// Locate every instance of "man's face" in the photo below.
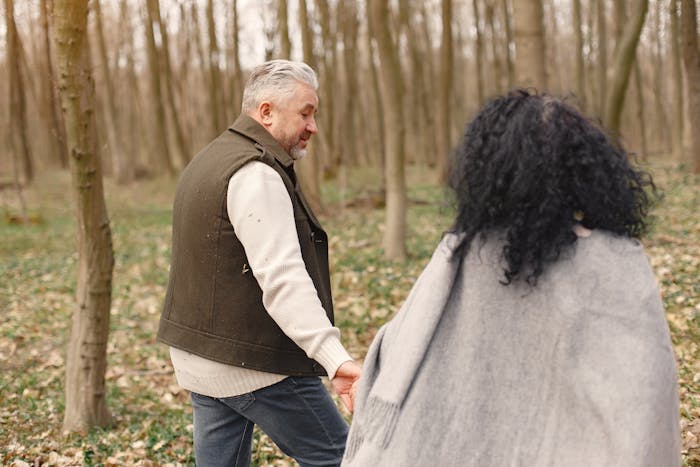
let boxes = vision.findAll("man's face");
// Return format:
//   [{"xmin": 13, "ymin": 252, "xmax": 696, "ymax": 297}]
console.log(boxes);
[{"xmin": 266, "ymin": 82, "xmax": 318, "ymax": 159}]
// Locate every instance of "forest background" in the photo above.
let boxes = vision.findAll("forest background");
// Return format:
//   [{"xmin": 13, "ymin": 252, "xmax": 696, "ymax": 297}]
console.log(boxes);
[{"xmin": 1, "ymin": 0, "xmax": 700, "ymax": 465}]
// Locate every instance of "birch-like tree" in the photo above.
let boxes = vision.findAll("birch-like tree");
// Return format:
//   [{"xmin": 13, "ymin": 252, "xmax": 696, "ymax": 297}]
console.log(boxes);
[{"xmin": 53, "ymin": 0, "xmax": 115, "ymax": 432}]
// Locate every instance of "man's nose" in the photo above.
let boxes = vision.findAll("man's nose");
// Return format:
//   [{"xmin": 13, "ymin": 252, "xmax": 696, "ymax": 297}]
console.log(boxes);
[{"xmin": 307, "ymin": 117, "xmax": 318, "ymax": 134}]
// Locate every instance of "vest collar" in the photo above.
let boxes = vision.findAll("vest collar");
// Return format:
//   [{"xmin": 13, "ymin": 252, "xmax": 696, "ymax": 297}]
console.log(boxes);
[{"xmin": 229, "ymin": 114, "xmax": 294, "ymax": 168}]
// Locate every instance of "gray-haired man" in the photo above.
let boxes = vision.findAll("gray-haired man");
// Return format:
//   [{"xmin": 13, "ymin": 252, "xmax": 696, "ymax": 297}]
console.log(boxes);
[{"xmin": 158, "ymin": 60, "xmax": 360, "ymax": 466}]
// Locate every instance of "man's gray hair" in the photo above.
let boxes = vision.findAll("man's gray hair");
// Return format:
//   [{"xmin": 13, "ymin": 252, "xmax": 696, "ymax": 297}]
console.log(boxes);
[{"xmin": 241, "ymin": 60, "xmax": 319, "ymax": 114}]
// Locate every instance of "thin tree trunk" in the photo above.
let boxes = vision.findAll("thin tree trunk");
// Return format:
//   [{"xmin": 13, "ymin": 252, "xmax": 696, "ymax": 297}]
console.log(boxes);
[
  {"xmin": 603, "ymin": 0, "xmax": 649, "ymax": 136},
  {"xmin": 370, "ymin": 0, "xmax": 407, "ymax": 260},
  {"xmin": 680, "ymin": 0, "xmax": 700, "ymax": 173},
  {"xmin": 278, "ymin": 0, "xmax": 292, "ymax": 59},
  {"xmin": 315, "ymin": 0, "xmax": 338, "ymax": 175},
  {"xmin": 119, "ymin": 0, "xmax": 139, "ymax": 181},
  {"xmin": 485, "ymin": 0, "xmax": 504, "ymax": 95},
  {"xmin": 633, "ymin": 58, "xmax": 649, "ymax": 158},
  {"xmin": 152, "ymin": 0, "xmax": 190, "ymax": 168},
  {"xmin": 502, "ymin": 0, "xmax": 515, "ymax": 88},
  {"xmin": 670, "ymin": 0, "xmax": 685, "ymax": 162},
  {"xmin": 93, "ymin": 0, "xmax": 124, "ymax": 182},
  {"xmin": 206, "ymin": 0, "xmax": 225, "ymax": 134},
  {"xmin": 144, "ymin": 0, "xmax": 175, "ymax": 175},
  {"xmin": 652, "ymin": 0, "xmax": 670, "ymax": 152},
  {"xmin": 232, "ymin": 0, "xmax": 243, "ymax": 112},
  {"xmin": 512, "ymin": 0, "xmax": 547, "ymax": 89},
  {"xmin": 339, "ymin": 0, "xmax": 359, "ymax": 167},
  {"xmin": 473, "ymin": 0, "xmax": 486, "ymax": 104},
  {"xmin": 437, "ymin": 0, "xmax": 454, "ymax": 182},
  {"xmin": 597, "ymin": 0, "xmax": 608, "ymax": 117},
  {"xmin": 366, "ymin": 0, "xmax": 386, "ymax": 167},
  {"xmin": 53, "ymin": 0, "xmax": 114, "ymax": 432},
  {"xmin": 573, "ymin": 0, "xmax": 586, "ymax": 109},
  {"xmin": 40, "ymin": 0, "xmax": 69, "ymax": 169},
  {"xmin": 5, "ymin": 0, "xmax": 34, "ymax": 185},
  {"xmin": 296, "ymin": 0, "xmax": 323, "ymax": 213}
]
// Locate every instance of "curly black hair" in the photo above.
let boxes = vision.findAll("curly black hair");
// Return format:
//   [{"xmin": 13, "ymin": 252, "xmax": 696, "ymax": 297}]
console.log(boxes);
[{"xmin": 449, "ymin": 89, "xmax": 656, "ymax": 285}]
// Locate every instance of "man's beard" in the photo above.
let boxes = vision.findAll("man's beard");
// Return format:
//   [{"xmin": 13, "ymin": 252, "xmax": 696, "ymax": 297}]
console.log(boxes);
[{"xmin": 289, "ymin": 143, "xmax": 307, "ymax": 160}]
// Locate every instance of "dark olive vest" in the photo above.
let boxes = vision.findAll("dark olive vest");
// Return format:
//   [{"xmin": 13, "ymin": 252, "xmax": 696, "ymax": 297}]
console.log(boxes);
[{"xmin": 158, "ymin": 114, "xmax": 333, "ymax": 376}]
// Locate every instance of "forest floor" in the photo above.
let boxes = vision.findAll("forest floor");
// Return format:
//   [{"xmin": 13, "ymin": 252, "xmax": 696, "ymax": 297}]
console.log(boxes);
[{"xmin": 0, "ymin": 162, "xmax": 698, "ymax": 466}]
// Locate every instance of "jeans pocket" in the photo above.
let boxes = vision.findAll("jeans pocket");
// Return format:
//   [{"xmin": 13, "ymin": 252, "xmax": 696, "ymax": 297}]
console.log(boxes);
[{"xmin": 220, "ymin": 392, "xmax": 256, "ymax": 412}]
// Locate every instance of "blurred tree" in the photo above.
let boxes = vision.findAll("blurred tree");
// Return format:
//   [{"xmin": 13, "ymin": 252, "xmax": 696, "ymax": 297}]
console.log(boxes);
[
  {"xmin": 603, "ymin": 0, "xmax": 648, "ymax": 136},
  {"xmin": 512, "ymin": 0, "xmax": 547, "ymax": 89},
  {"xmin": 5, "ymin": 0, "xmax": 34, "ymax": 185},
  {"xmin": 53, "ymin": 0, "xmax": 115, "ymax": 432},
  {"xmin": 370, "ymin": 0, "xmax": 407, "ymax": 260},
  {"xmin": 680, "ymin": 0, "xmax": 700, "ymax": 173}
]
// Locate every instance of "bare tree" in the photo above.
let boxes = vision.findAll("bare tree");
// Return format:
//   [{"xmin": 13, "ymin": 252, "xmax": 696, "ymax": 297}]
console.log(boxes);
[
  {"xmin": 370, "ymin": 0, "xmax": 407, "ymax": 260},
  {"xmin": 5, "ymin": 0, "xmax": 34, "ymax": 185},
  {"xmin": 206, "ymin": 0, "xmax": 226, "ymax": 134},
  {"xmin": 278, "ymin": 0, "xmax": 292, "ymax": 59},
  {"xmin": 296, "ymin": 0, "xmax": 323, "ymax": 213},
  {"xmin": 596, "ymin": 0, "xmax": 608, "ymax": 117},
  {"xmin": 473, "ymin": 0, "xmax": 486, "ymax": 105},
  {"xmin": 53, "ymin": 0, "xmax": 115, "ymax": 432},
  {"xmin": 144, "ymin": 0, "xmax": 175, "ymax": 175},
  {"xmin": 512, "ymin": 0, "xmax": 547, "ymax": 89},
  {"xmin": 573, "ymin": 0, "xmax": 586, "ymax": 109},
  {"xmin": 681, "ymin": 0, "xmax": 700, "ymax": 173},
  {"xmin": 603, "ymin": 0, "xmax": 649, "ymax": 136},
  {"xmin": 437, "ymin": 0, "xmax": 454, "ymax": 182},
  {"xmin": 670, "ymin": 0, "xmax": 685, "ymax": 162},
  {"xmin": 40, "ymin": 0, "xmax": 69, "ymax": 168}
]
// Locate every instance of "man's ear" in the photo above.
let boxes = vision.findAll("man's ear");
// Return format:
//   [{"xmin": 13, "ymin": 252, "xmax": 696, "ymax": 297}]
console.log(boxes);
[{"xmin": 259, "ymin": 101, "xmax": 273, "ymax": 125}]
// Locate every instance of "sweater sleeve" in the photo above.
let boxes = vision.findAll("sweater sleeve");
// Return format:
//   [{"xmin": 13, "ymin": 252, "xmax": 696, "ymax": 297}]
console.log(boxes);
[{"xmin": 227, "ymin": 161, "xmax": 352, "ymax": 378}]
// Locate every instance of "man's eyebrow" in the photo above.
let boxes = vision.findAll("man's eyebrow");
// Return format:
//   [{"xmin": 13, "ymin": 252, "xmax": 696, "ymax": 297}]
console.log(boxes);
[{"xmin": 300, "ymin": 103, "xmax": 317, "ymax": 112}]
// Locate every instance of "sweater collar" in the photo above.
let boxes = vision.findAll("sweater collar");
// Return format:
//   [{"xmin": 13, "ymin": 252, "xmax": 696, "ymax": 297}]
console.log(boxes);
[{"xmin": 229, "ymin": 114, "xmax": 294, "ymax": 167}]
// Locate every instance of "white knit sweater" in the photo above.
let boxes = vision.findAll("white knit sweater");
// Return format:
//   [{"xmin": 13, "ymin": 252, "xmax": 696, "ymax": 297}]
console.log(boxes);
[{"xmin": 170, "ymin": 161, "xmax": 352, "ymax": 397}]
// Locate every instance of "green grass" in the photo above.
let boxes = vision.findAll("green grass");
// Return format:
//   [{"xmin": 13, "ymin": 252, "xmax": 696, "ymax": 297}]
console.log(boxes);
[{"xmin": 0, "ymin": 163, "xmax": 698, "ymax": 465}]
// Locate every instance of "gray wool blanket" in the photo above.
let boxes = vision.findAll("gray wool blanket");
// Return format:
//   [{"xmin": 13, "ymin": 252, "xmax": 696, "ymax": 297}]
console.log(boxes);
[{"xmin": 342, "ymin": 231, "xmax": 680, "ymax": 467}]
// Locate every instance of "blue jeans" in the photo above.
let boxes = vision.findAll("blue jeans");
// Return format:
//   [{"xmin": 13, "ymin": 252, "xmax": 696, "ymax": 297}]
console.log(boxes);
[{"xmin": 190, "ymin": 377, "xmax": 348, "ymax": 466}]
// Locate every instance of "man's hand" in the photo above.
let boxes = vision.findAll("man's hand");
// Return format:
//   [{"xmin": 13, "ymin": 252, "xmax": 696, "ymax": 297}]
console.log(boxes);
[{"xmin": 331, "ymin": 361, "xmax": 361, "ymax": 412}]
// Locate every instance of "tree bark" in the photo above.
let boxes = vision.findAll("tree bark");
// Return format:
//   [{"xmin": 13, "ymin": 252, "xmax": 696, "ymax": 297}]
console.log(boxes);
[
  {"xmin": 473, "ymin": 0, "xmax": 486, "ymax": 105},
  {"xmin": 5, "ymin": 0, "xmax": 34, "ymax": 185},
  {"xmin": 597, "ymin": 0, "xmax": 608, "ymax": 118},
  {"xmin": 437, "ymin": 0, "xmax": 454, "ymax": 182},
  {"xmin": 144, "ymin": 0, "xmax": 175, "ymax": 175},
  {"xmin": 670, "ymin": 0, "xmax": 685, "ymax": 162},
  {"xmin": 39, "ymin": 0, "xmax": 69, "ymax": 169},
  {"xmin": 206, "ymin": 0, "xmax": 226, "ymax": 134},
  {"xmin": 512, "ymin": 0, "xmax": 547, "ymax": 89},
  {"xmin": 93, "ymin": 0, "xmax": 124, "ymax": 181},
  {"xmin": 502, "ymin": 0, "xmax": 515, "ymax": 88},
  {"xmin": 278, "ymin": 0, "xmax": 292, "ymax": 59},
  {"xmin": 53, "ymin": 0, "xmax": 115, "ymax": 432},
  {"xmin": 573, "ymin": 0, "xmax": 586, "ymax": 109},
  {"xmin": 680, "ymin": 0, "xmax": 700, "ymax": 173},
  {"xmin": 603, "ymin": 0, "xmax": 649, "ymax": 136},
  {"xmin": 370, "ymin": 0, "xmax": 407, "ymax": 260},
  {"xmin": 296, "ymin": 0, "xmax": 323, "ymax": 214}
]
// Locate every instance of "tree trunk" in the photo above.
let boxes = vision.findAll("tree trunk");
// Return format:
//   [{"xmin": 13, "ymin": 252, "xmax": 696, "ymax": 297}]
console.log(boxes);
[
  {"xmin": 366, "ymin": 0, "xmax": 387, "ymax": 167},
  {"xmin": 652, "ymin": 0, "xmax": 670, "ymax": 152},
  {"xmin": 206, "ymin": 0, "xmax": 225, "ymax": 134},
  {"xmin": 485, "ymin": 0, "xmax": 505, "ymax": 95},
  {"xmin": 597, "ymin": 0, "xmax": 608, "ymax": 118},
  {"xmin": 573, "ymin": 0, "xmax": 586, "ymax": 109},
  {"xmin": 40, "ymin": 0, "xmax": 69, "ymax": 169},
  {"xmin": 502, "ymin": 0, "xmax": 515, "ymax": 88},
  {"xmin": 5, "ymin": 0, "xmax": 34, "ymax": 185},
  {"xmin": 633, "ymin": 58, "xmax": 649, "ymax": 158},
  {"xmin": 53, "ymin": 0, "xmax": 114, "ymax": 432},
  {"xmin": 231, "ymin": 0, "xmax": 243, "ymax": 112},
  {"xmin": 144, "ymin": 0, "xmax": 175, "ymax": 175},
  {"xmin": 152, "ymin": 0, "xmax": 190, "ymax": 168},
  {"xmin": 603, "ymin": 0, "xmax": 648, "ymax": 136},
  {"xmin": 473, "ymin": 0, "xmax": 486, "ymax": 105},
  {"xmin": 681, "ymin": 0, "xmax": 700, "ymax": 173},
  {"xmin": 370, "ymin": 0, "xmax": 407, "ymax": 260},
  {"xmin": 93, "ymin": 0, "xmax": 124, "ymax": 182},
  {"xmin": 512, "ymin": 0, "xmax": 547, "ymax": 89},
  {"xmin": 437, "ymin": 0, "xmax": 454, "ymax": 182},
  {"xmin": 315, "ymin": 0, "xmax": 339, "ymax": 175},
  {"xmin": 670, "ymin": 0, "xmax": 685, "ymax": 162},
  {"xmin": 339, "ymin": 0, "xmax": 360, "ymax": 167},
  {"xmin": 296, "ymin": 0, "xmax": 323, "ymax": 214},
  {"xmin": 278, "ymin": 0, "xmax": 292, "ymax": 59}
]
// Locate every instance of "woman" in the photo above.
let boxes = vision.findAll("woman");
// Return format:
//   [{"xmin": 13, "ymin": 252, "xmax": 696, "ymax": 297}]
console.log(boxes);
[{"xmin": 342, "ymin": 90, "xmax": 680, "ymax": 466}]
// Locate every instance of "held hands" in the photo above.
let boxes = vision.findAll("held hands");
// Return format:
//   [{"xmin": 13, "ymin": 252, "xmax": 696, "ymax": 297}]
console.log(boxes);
[{"xmin": 331, "ymin": 361, "xmax": 362, "ymax": 413}]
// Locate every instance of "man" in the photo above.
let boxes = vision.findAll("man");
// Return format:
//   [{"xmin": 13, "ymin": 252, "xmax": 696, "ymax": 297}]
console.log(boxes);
[{"xmin": 158, "ymin": 60, "xmax": 361, "ymax": 467}]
